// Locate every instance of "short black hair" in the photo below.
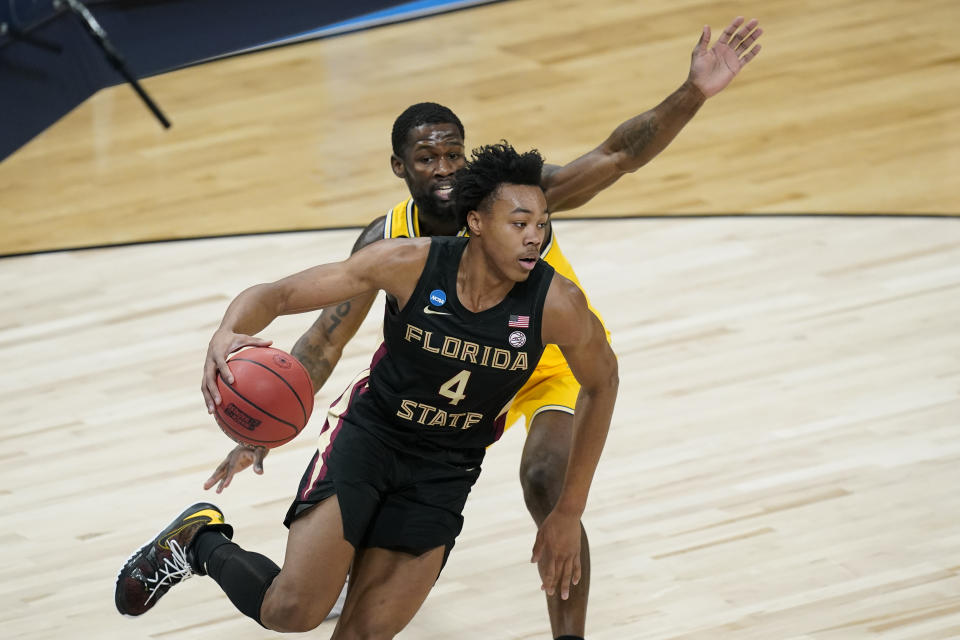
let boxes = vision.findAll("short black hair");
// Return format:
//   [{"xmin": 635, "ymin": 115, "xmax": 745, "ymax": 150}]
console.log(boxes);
[
  {"xmin": 454, "ymin": 141, "xmax": 545, "ymax": 228},
  {"xmin": 391, "ymin": 102, "xmax": 465, "ymax": 156}
]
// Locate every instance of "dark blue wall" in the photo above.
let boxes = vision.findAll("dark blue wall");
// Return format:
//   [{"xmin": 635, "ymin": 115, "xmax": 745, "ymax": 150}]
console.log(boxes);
[{"xmin": 0, "ymin": 0, "xmax": 421, "ymax": 161}]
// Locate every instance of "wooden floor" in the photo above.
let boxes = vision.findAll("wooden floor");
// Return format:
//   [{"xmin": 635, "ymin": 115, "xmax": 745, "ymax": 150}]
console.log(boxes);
[
  {"xmin": 2, "ymin": 216, "xmax": 960, "ymax": 639},
  {"xmin": 1, "ymin": 0, "xmax": 959, "ymax": 255},
  {"xmin": 2, "ymin": 0, "xmax": 960, "ymax": 638}
]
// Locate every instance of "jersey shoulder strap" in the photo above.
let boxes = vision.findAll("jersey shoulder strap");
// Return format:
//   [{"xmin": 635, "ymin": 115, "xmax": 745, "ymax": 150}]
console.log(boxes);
[{"xmin": 383, "ymin": 198, "xmax": 421, "ymax": 239}]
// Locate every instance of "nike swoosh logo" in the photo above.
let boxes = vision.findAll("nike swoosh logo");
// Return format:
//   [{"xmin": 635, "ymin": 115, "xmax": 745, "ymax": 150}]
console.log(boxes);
[
  {"xmin": 159, "ymin": 508, "xmax": 225, "ymax": 549},
  {"xmin": 186, "ymin": 508, "xmax": 225, "ymax": 525},
  {"xmin": 423, "ymin": 306, "xmax": 452, "ymax": 316}
]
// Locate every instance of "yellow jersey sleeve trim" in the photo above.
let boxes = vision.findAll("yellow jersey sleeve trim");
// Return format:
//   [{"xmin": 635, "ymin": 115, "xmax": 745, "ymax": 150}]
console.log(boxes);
[{"xmin": 385, "ymin": 198, "xmax": 416, "ymax": 239}]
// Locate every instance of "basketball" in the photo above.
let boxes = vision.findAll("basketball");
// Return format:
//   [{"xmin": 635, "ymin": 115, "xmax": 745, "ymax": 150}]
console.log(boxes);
[{"xmin": 214, "ymin": 346, "xmax": 314, "ymax": 448}]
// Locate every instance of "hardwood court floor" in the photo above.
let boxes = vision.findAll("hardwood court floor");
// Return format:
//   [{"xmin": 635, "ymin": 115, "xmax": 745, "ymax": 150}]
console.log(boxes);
[
  {"xmin": 2, "ymin": 216, "xmax": 959, "ymax": 639},
  {"xmin": 2, "ymin": 0, "xmax": 959, "ymax": 255}
]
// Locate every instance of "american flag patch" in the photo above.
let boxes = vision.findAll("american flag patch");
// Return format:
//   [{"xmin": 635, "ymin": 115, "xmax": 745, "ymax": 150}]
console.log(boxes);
[{"xmin": 508, "ymin": 314, "xmax": 530, "ymax": 328}]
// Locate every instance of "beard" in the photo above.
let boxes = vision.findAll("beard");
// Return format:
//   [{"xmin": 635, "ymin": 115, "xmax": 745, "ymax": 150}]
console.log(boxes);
[{"xmin": 412, "ymin": 187, "xmax": 458, "ymax": 226}]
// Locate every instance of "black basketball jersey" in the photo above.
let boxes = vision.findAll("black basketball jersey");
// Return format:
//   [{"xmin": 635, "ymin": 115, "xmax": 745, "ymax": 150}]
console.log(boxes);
[{"xmin": 346, "ymin": 236, "xmax": 555, "ymax": 454}]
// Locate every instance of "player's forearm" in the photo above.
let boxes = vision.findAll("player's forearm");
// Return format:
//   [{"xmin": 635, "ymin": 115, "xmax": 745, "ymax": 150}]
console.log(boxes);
[
  {"xmin": 543, "ymin": 82, "xmax": 708, "ymax": 212},
  {"xmin": 606, "ymin": 80, "xmax": 706, "ymax": 173},
  {"xmin": 218, "ymin": 283, "xmax": 286, "ymax": 337},
  {"xmin": 554, "ymin": 377, "xmax": 618, "ymax": 516}
]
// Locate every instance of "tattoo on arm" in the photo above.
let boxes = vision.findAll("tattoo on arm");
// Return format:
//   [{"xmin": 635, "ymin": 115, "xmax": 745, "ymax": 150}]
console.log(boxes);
[
  {"xmin": 326, "ymin": 301, "xmax": 352, "ymax": 334},
  {"xmin": 619, "ymin": 115, "xmax": 660, "ymax": 160},
  {"xmin": 292, "ymin": 217, "xmax": 384, "ymax": 392},
  {"xmin": 297, "ymin": 349, "xmax": 333, "ymax": 392}
]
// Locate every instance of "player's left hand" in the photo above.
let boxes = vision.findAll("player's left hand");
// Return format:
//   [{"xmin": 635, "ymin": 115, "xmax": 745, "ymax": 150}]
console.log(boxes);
[
  {"xmin": 688, "ymin": 16, "xmax": 763, "ymax": 98},
  {"xmin": 531, "ymin": 508, "xmax": 582, "ymax": 600},
  {"xmin": 203, "ymin": 443, "xmax": 269, "ymax": 493}
]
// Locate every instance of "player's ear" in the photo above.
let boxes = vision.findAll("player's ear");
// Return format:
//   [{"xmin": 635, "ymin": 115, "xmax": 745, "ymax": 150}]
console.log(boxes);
[
  {"xmin": 390, "ymin": 153, "xmax": 405, "ymax": 179},
  {"xmin": 466, "ymin": 210, "xmax": 482, "ymax": 236}
]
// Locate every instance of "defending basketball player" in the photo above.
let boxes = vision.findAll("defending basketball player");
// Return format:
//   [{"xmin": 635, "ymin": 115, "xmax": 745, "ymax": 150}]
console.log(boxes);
[
  {"xmin": 115, "ymin": 144, "xmax": 618, "ymax": 637},
  {"xmin": 203, "ymin": 15, "xmax": 763, "ymax": 639}
]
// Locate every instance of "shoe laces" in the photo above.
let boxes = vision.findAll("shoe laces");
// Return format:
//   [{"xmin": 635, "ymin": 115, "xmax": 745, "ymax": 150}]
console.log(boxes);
[{"xmin": 144, "ymin": 539, "xmax": 194, "ymax": 604}]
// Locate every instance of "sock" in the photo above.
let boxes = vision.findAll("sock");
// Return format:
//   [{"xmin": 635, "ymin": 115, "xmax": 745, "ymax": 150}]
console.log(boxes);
[
  {"xmin": 555, "ymin": 636, "xmax": 585, "ymax": 640},
  {"xmin": 192, "ymin": 530, "xmax": 233, "ymax": 574},
  {"xmin": 194, "ymin": 531, "xmax": 281, "ymax": 627}
]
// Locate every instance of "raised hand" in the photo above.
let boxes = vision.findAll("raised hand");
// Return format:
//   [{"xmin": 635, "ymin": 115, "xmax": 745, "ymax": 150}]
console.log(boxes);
[
  {"xmin": 689, "ymin": 16, "xmax": 763, "ymax": 99},
  {"xmin": 203, "ymin": 443, "xmax": 269, "ymax": 493}
]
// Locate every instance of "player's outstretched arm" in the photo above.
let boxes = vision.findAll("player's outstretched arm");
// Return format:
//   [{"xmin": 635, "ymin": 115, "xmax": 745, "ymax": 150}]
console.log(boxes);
[
  {"xmin": 541, "ymin": 16, "xmax": 763, "ymax": 212},
  {"xmin": 205, "ymin": 219, "xmax": 389, "ymax": 492},
  {"xmin": 291, "ymin": 217, "xmax": 387, "ymax": 392},
  {"xmin": 200, "ymin": 237, "xmax": 428, "ymax": 414},
  {"xmin": 531, "ymin": 275, "xmax": 619, "ymax": 600}
]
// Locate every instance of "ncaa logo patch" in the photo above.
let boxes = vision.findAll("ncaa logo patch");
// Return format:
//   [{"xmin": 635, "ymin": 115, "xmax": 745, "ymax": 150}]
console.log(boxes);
[
  {"xmin": 508, "ymin": 331, "xmax": 527, "ymax": 348},
  {"xmin": 429, "ymin": 289, "xmax": 447, "ymax": 306}
]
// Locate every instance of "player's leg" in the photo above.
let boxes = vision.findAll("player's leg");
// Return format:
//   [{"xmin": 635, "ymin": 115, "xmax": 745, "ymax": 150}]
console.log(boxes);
[
  {"xmin": 520, "ymin": 408, "xmax": 590, "ymax": 640},
  {"xmin": 324, "ymin": 443, "xmax": 479, "ymax": 638},
  {"xmin": 330, "ymin": 545, "xmax": 446, "ymax": 639},
  {"xmin": 114, "ymin": 497, "xmax": 353, "ymax": 630},
  {"xmin": 257, "ymin": 495, "xmax": 355, "ymax": 631}
]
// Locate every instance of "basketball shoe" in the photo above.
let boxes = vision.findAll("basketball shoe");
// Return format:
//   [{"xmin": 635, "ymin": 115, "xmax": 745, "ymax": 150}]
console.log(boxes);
[{"xmin": 115, "ymin": 502, "xmax": 233, "ymax": 616}]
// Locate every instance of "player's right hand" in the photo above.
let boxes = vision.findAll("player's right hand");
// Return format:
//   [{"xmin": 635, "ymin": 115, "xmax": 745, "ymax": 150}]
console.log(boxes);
[
  {"xmin": 202, "ymin": 329, "xmax": 272, "ymax": 413},
  {"xmin": 203, "ymin": 444, "xmax": 268, "ymax": 493}
]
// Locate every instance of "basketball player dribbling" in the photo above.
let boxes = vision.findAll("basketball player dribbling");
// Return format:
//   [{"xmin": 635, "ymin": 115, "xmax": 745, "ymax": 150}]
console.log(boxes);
[
  {"xmin": 203, "ymin": 16, "xmax": 763, "ymax": 640},
  {"xmin": 115, "ymin": 143, "xmax": 619, "ymax": 638}
]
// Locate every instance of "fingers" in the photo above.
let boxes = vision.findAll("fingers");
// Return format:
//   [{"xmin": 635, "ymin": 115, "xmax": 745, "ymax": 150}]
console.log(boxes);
[
  {"xmin": 558, "ymin": 557, "xmax": 573, "ymax": 600},
  {"xmin": 203, "ymin": 333, "xmax": 270, "ymax": 412},
  {"xmin": 216, "ymin": 354, "xmax": 234, "ymax": 386},
  {"xmin": 201, "ymin": 359, "xmax": 220, "ymax": 413},
  {"xmin": 212, "ymin": 456, "xmax": 240, "ymax": 493},
  {"xmin": 540, "ymin": 557, "xmax": 556, "ymax": 596},
  {"xmin": 694, "ymin": 24, "xmax": 710, "ymax": 53},
  {"xmin": 254, "ymin": 446, "xmax": 268, "ymax": 473},
  {"xmin": 741, "ymin": 43, "xmax": 762, "ymax": 66},
  {"xmin": 735, "ymin": 25, "xmax": 763, "ymax": 55},
  {"xmin": 217, "ymin": 471, "xmax": 233, "ymax": 493},
  {"xmin": 719, "ymin": 15, "xmax": 744, "ymax": 44},
  {"xmin": 726, "ymin": 17, "xmax": 760, "ymax": 51},
  {"xmin": 204, "ymin": 446, "xmax": 265, "ymax": 493},
  {"xmin": 203, "ymin": 465, "xmax": 225, "ymax": 491},
  {"xmin": 540, "ymin": 555, "xmax": 579, "ymax": 598}
]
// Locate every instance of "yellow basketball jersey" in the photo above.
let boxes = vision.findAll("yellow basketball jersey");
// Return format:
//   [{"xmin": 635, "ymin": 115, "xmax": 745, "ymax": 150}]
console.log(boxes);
[{"xmin": 382, "ymin": 198, "xmax": 609, "ymax": 370}]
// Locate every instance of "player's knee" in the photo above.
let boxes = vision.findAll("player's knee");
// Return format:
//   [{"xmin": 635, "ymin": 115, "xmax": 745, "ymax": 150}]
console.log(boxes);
[
  {"xmin": 519, "ymin": 448, "xmax": 566, "ymax": 508},
  {"xmin": 520, "ymin": 411, "xmax": 574, "ymax": 509},
  {"xmin": 261, "ymin": 585, "xmax": 330, "ymax": 632}
]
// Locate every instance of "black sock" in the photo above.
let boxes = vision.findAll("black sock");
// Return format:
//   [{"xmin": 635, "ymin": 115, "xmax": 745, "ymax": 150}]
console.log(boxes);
[
  {"xmin": 555, "ymin": 636, "xmax": 585, "ymax": 640},
  {"xmin": 192, "ymin": 529, "xmax": 233, "ymax": 574},
  {"xmin": 194, "ymin": 531, "xmax": 281, "ymax": 627}
]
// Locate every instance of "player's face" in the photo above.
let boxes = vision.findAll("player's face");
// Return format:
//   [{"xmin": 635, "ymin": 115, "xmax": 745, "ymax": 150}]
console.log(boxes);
[
  {"xmin": 469, "ymin": 184, "xmax": 548, "ymax": 281},
  {"xmin": 391, "ymin": 123, "xmax": 466, "ymax": 220}
]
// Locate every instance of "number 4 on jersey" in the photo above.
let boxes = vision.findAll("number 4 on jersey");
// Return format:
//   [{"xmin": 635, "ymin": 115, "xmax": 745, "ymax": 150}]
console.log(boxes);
[{"xmin": 438, "ymin": 370, "xmax": 471, "ymax": 406}]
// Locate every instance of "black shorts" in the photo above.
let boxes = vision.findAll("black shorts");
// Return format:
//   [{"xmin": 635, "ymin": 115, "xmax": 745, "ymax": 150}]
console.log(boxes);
[{"xmin": 284, "ymin": 417, "xmax": 483, "ymax": 558}]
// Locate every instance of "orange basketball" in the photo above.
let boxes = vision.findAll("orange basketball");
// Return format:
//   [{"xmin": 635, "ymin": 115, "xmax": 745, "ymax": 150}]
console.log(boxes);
[{"xmin": 214, "ymin": 347, "xmax": 314, "ymax": 448}]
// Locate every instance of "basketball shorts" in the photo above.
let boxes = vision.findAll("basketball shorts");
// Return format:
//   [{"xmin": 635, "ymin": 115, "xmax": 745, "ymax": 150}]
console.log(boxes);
[
  {"xmin": 505, "ymin": 358, "xmax": 579, "ymax": 432},
  {"xmin": 284, "ymin": 417, "xmax": 482, "ymax": 560}
]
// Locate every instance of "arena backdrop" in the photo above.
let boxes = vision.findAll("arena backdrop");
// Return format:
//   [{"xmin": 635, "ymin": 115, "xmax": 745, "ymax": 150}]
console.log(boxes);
[{"xmin": 1, "ymin": 0, "xmax": 957, "ymax": 256}]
